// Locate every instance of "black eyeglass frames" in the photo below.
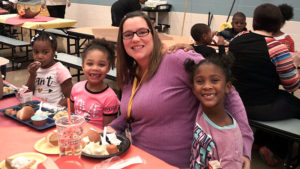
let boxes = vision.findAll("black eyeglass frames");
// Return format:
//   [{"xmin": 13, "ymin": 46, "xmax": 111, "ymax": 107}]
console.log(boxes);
[{"xmin": 122, "ymin": 28, "xmax": 151, "ymax": 40}]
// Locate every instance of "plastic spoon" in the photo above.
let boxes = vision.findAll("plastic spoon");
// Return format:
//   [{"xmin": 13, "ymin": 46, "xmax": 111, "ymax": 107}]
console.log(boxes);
[
  {"xmin": 35, "ymin": 101, "xmax": 43, "ymax": 115},
  {"xmin": 102, "ymin": 126, "xmax": 108, "ymax": 145}
]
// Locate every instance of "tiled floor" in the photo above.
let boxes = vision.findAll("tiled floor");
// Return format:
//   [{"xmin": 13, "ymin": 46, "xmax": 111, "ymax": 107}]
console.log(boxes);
[{"xmin": 2, "ymin": 48, "xmax": 300, "ymax": 169}]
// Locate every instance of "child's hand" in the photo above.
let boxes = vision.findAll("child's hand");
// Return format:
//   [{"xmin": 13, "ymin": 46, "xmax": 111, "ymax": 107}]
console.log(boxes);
[
  {"xmin": 217, "ymin": 36, "xmax": 225, "ymax": 45},
  {"xmin": 27, "ymin": 61, "xmax": 41, "ymax": 76},
  {"xmin": 212, "ymin": 31, "xmax": 218, "ymax": 36}
]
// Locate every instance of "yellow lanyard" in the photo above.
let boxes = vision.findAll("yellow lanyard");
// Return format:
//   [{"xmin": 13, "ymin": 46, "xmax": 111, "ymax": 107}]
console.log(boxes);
[{"xmin": 127, "ymin": 68, "xmax": 148, "ymax": 121}]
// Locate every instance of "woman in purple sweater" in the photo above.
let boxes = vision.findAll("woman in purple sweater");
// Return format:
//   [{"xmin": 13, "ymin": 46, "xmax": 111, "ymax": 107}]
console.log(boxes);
[{"xmin": 109, "ymin": 11, "xmax": 253, "ymax": 168}]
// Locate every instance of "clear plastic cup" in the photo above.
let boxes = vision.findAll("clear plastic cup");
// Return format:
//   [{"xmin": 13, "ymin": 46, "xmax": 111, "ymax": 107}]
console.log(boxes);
[{"xmin": 55, "ymin": 115, "xmax": 85, "ymax": 157}]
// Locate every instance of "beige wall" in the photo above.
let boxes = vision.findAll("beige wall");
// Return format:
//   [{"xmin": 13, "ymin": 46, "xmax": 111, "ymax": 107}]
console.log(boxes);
[{"xmin": 65, "ymin": 3, "xmax": 300, "ymax": 50}]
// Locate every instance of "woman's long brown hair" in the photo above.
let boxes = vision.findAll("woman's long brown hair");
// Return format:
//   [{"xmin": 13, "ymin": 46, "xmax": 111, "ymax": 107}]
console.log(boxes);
[{"xmin": 116, "ymin": 11, "xmax": 163, "ymax": 90}]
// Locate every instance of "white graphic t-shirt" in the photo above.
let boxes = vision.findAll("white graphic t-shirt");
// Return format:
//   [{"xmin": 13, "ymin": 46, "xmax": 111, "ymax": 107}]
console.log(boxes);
[{"xmin": 34, "ymin": 62, "xmax": 71, "ymax": 105}]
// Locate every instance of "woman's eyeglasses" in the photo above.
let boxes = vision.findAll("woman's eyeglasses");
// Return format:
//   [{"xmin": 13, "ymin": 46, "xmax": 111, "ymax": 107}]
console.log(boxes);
[{"xmin": 122, "ymin": 28, "xmax": 151, "ymax": 40}]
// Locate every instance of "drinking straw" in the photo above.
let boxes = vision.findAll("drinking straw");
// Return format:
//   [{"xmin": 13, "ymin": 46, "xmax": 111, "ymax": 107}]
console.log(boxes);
[
  {"xmin": 67, "ymin": 98, "xmax": 75, "ymax": 156},
  {"xmin": 67, "ymin": 98, "xmax": 71, "ymax": 122}
]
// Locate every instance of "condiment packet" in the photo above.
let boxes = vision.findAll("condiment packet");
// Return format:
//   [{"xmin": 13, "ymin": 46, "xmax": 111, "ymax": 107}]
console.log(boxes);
[
  {"xmin": 16, "ymin": 86, "xmax": 33, "ymax": 103},
  {"xmin": 209, "ymin": 160, "xmax": 222, "ymax": 169},
  {"xmin": 93, "ymin": 156, "xmax": 144, "ymax": 169},
  {"xmin": 107, "ymin": 133, "xmax": 121, "ymax": 145}
]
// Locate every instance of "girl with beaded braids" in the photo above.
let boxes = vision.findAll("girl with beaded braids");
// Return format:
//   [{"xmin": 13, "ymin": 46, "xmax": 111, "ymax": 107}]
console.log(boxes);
[
  {"xmin": 70, "ymin": 38, "xmax": 120, "ymax": 128},
  {"xmin": 26, "ymin": 31, "xmax": 73, "ymax": 107},
  {"xmin": 186, "ymin": 53, "xmax": 243, "ymax": 169}
]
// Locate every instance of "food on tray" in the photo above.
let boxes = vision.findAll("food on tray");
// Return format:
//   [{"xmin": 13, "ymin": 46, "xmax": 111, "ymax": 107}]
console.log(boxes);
[
  {"xmin": 208, "ymin": 160, "xmax": 222, "ymax": 169},
  {"xmin": 83, "ymin": 129, "xmax": 101, "ymax": 143},
  {"xmin": 53, "ymin": 110, "xmax": 68, "ymax": 120},
  {"xmin": 5, "ymin": 109, "xmax": 17, "ymax": 115},
  {"xmin": 3, "ymin": 86, "xmax": 15, "ymax": 94},
  {"xmin": 46, "ymin": 132, "xmax": 58, "ymax": 147},
  {"xmin": 106, "ymin": 144, "xmax": 119, "ymax": 154},
  {"xmin": 35, "ymin": 110, "xmax": 50, "ymax": 116},
  {"xmin": 82, "ymin": 132, "xmax": 121, "ymax": 156},
  {"xmin": 83, "ymin": 142, "xmax": 109, "ymax": 155},
  {"xmin": 19, "ymin": 103, "xmax": 37, "ymax": 109},
  {"xmin": 16, "ymin": 106, "xmax": 35, "ymax": 121},
  {"xmin": 5, "ymin": 156, "xmax": 36, "ymax": 169},
  {"xmin": 33, "ymin": 61, "xmax": 41, "ymax": 67},
  {"xmin": 107, "ymin": 133, "xmax": 122, "ymax": 145},
  {"xmin": 31, "ymin": 114, "xmax": 48, "ymax": 127}
]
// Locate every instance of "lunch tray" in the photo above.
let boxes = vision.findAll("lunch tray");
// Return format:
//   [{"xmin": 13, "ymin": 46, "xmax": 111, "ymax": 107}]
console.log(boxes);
[
  {"xmin": 0, "ymin": 100, "xmax": 56, "ymax": 131},
  {"xmin": 2, "ymin": 83, "xmax": 18, "ymax": 98}
]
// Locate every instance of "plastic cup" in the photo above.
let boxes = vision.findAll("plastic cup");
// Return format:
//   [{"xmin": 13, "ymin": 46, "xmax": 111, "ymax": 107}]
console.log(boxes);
[{"xmin": 55, "ymin": 115, "xmax": 85, "ymax": 157}]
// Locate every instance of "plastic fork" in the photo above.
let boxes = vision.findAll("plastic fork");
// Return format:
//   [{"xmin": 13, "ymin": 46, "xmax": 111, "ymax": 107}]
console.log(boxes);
[{"xmin": 102, "ymin": 126, "xmax": 108, "ymax": 145}]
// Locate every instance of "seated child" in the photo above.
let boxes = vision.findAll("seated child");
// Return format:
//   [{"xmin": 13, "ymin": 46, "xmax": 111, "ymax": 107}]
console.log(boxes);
[
  {"xmin": 26, "ymin": 31, "xmax": 73, "ymax": 107},
  {"xmin": 70, "ymin": 39, "xmax": 120, "ymax": 128},
  {"xmin": 273, "ymin": 4, "xmax": 294, "ymax": 52},
  {"xmin": 190, "ymin": 23, "xmax": 225, "ymax": 58},
  {"xmin": 185, "ymin": 53, "xmax": 243, "ymax": 169},
  {"xmin": 218, "ymin": 12, "xmax": 247, "ymax": 41},
  {"xmin": 0, "ymin": 70, "xmax": 2, "ymax": 99},
  {"xmin": 0, "ymin": 56, "xmax": 8, "ymax": 99}
]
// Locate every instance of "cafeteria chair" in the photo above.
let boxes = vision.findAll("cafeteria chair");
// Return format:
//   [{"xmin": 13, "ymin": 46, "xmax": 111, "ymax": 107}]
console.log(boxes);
[
  {"xmin": 0, "ymin": 35, "xmax": 30, "ymax": 70},
  {"xmin": 249, "ymin": 118, "xmax": 300, "ymax": 169}
]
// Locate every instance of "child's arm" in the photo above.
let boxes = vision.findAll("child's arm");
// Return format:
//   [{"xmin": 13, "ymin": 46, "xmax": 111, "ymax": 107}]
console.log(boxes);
[
  {"xmin": 224, "ymin": 87, "xmax": 254, "ymax": 160},
  {"xmin": 103, "ymin": 114, "xmax": 118, "ymax": 127},
  {"xmin": 26, "ymin": 61, "xmax": 41, "ymax": 92},
  {"xmin": 58, "ymin": 78, "xmax": 73, "ymax": 107},
  {"xmin": 70, "ymin": 99, "xmax": 74, "ymax": 113},
  {"xmin": 217, "ymin": 36, "xmax": 225, "ymax": 55},
  {"xmin": 103, "ymin": 91, "xmax": 120, "ymax": 128},
  {"xmin": 0, "ymin": 71, "xmax": 3, "ymax": 99}
]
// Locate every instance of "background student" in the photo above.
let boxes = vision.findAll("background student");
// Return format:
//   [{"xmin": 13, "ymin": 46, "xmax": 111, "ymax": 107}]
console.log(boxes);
[
  {"xmin": 273, "ymin": 3, "xmax": 295, "ymax": 52},
  {"xmin": 190, "ymin": 23, "xmax": 225, "ymax": 58},
  {"xmin": 111, "ymin": 0, "xmax": 147, "ymax": 27},
  {"xmin": 218, "ymin": 12, "xmax": 247, "ymax": 42},
  {"xmin": 41, "ymin": 0, "xmax": 71, "ymax": 18}
]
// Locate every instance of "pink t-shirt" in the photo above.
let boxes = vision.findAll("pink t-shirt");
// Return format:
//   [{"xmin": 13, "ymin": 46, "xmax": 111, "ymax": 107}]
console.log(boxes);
[
  {"xmin": 71, "ymin": 80, "xmax": 120, "ymax": 128},
  {"xmin": 34, "ymin": 62, "xmax": 71, "ymax": 105}
]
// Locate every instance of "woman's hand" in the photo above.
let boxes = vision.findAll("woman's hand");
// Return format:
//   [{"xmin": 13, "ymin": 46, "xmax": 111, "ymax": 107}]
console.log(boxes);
[
  {"xmin": 242, "ymin": 156, "xmax": 250, "ymax": 169},
  {"xmin": 106, "ymin": 126, "xmax": 117, "ymax": 133},
  {"xmin": 167, "ymin": 43, "xmax": 193, "ymax": 53},
  {"xmin": 27, "ymin": 61, "xmax": 41, "ymax": 77}
]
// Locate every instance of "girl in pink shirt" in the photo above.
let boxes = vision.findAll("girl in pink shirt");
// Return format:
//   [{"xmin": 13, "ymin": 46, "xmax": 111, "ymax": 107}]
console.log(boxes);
[
  {"xmin": 70, "ymin": 39, "xmax": 120, "ymax": 128},
  {"xmin": 185, "ymin": 53, "xmax": 243, "ymax": 169}
]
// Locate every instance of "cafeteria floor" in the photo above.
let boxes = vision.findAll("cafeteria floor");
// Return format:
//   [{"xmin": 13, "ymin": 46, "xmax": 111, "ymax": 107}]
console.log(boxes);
[{"xmin": 2, "ymin": 49, "xmax": 300, "ymax": 169}]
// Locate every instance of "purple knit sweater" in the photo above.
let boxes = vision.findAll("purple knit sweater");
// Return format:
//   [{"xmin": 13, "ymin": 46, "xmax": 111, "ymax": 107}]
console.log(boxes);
[{"xmin": 110, "ymin": 50, "xmax": 253, "ymax": 168}]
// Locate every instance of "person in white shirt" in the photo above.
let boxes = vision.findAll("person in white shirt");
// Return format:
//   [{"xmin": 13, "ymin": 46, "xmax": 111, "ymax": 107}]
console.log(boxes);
[{"xmin": 41, "ymin": 0, "xmax": 71, "ymax": 18}]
